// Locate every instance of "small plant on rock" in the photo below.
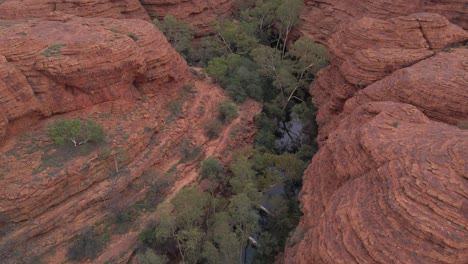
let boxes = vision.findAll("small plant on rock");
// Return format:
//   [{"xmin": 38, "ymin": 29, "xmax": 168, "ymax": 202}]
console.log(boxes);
[
  {"xmin": 203, "ymin": 120, "xmax": 223, "ymax": 139},
  {"xmin": 48, "ymin": 119, "xmax": 105, "ymax": 147},
  {"xmin": 41, "ymin": 43, "xmax": 66, "ymax": 57}
]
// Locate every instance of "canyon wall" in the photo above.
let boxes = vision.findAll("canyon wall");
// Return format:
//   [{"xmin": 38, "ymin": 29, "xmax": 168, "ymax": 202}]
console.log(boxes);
[
  {"xmin": 301, "ymin": 0, "xmax": 468, "ymax": 44},
  {"xmin": 0, "ymin": 4, "xmax": 258, "ymax": 263},
  {"xmin": 0, "ymin": 0, "xmax": 151, "ymax": 20},
  {"xmin": 284, "ymin": 1, "xmax": 468, "ymax": 264},
  {"xmin": 139, "ymin": 0, "xmax": 235, "ymax": 35},
  {"xmin": 0, "ymin": 0, "xmax": 236, "ymax": 34},
  {"xmin": 0, "ymin": 13, "xmax": 186, "ymax": 143}
]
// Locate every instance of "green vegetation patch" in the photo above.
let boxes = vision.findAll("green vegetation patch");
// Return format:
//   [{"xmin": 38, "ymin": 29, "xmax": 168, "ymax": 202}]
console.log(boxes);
[{"xmin": 41, "ymin": 43, "xmax": 66, "ymax": 57}]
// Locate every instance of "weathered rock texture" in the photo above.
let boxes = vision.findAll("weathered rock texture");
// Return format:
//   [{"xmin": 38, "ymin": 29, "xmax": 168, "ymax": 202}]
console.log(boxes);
[
  {"xmin": 0, "ymin": 0, "xmax": 150, "ymax": 20},
  {"xmin": 0, "ymin": 13, "xmax": 187, "ymax": 142},
  {"xmin": 139, "ymin": 0, "xmax": 235, "ymax": 35},
  {"xmin": 301, "ymin": 0, "xmax": 468, "ymax": 44},
  {"xmin": 283, "ymin": 4, "xmax": 468, "ymax": 264},
  {"xmin": 288, "ymin": 101, "xmax": 468, "ymax": 263},
  {"xmin": 312, "ymin": 13, "xmax": 467, "ymax": 143},
  {"xmin": 0, "ymin": 10, "xmax": 261, "ymax": 263}
]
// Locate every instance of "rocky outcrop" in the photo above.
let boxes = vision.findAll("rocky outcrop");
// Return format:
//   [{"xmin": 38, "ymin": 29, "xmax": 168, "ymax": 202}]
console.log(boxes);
[
  {"xmin": 0, "ymin": 78, "xmax": 260, "ymax": 263},
  {"xmin": 300, "ymin": 0, "xmax": 468, "ymax": 44},
  {"xmin": 283, "ymin": 5, "xmax": 468, "ymax": 264},
  {"xmin": 287, "ymin": 101, "xmax": 467, "ymax": 263},
  {"xmin": 0, "ymin": 13, "xmax": 187, "ymax": 142},
  {"xmin": 0, "ymin": 12, "xmax": 260, "ymax": 264},
  {"xmin": 139, "ymin": 0, "xmax": 235, "ymax": 35},
  {"xmin": 311, "ymin": 13, "xmax": 467, "ymax": 143},
  {"xmin": 0, "ymin": 0, "xmax": 150, "ymax": 20}
]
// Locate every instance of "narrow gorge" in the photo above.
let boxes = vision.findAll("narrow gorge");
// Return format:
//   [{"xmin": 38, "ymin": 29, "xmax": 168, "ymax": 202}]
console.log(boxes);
[{"xmin": 0, "ymin": 1, "xmax": 466, "ymax": 264}]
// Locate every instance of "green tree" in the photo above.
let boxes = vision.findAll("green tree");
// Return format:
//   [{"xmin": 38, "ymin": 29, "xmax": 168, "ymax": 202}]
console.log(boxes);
[
  {"xmin": 228, "ymin": 193, "xmax": 260, "ymax": 262},
  {"xmin": 154, "ymin": 15, "xmax": 193, "ymax": 57},
  {"xmin": 203, "ymin": 212, "xmax": 241, "ymax": 264},
  {"xmin": 201, "ymin": 157, "xmax": 223, "ymax": 181},
  {"xmin": 171, "ymin": 187, "xmax": 208, "ymax": 228},
  {"xmin": 215, "ymin": 20, "xmax": 258, "ymax": 55},
  {"xmin": 137, "ymin": 248, "xmax": 169, "ymax": 264},
  {"xmin": 207, "ymin": 54, "xmax": 264, "ymax": 102},
  {"xmin": 218, "ymin": 102, "xmax": 239, "ymax": 124},
  {"xmin": 206, "ymin": 57, "xmax": 229, "ymax": 83},
  {"xmin": 188, "ymin": 36, "xmax": 227, "ymax": 66},
  {"xmin": 146, "ymin": 188, "xmax": 209, "ymax": 264},
  {"xmin": 48, "ymin": 119, "xmax": 105, "ymax": 147},
  {"xmin": 252, "ymin": 36, "xmax": 328, "ymax": 110},
  {"xmin": 275, "ymin": 0, "xmax": 304, "ymax": 55},
  {"xmin": 239, "ymin": 0, "xmax": 281, "ymax": 44}
]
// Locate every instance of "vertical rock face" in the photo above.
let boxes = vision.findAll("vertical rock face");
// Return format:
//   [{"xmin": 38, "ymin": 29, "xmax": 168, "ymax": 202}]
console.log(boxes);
[
  {"xmin": 284, "ymin": 3, "xmax": 468, "ymax": 264},
  {"xmin": 300, "ymin": 0, "xmax": 468, "ymax": 44},
  {"xmin": 0, "ymin": 4, "xmax": 260, "ymax": 264},
  {"xmin": 312, "ymin": 13, "xmax": 467, "ymax": 143},
  {"xmin": 139, "ymin": 0, "xmax": 235, "ymax": 34},
  {"xmin": 0, "ymin": 0, "xmax": 150, "ymax": 20}
]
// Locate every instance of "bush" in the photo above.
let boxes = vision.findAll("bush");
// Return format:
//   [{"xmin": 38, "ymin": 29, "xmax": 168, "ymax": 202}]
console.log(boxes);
[
  {"xmin": 67, "ymin": 227, "xmax": 106, "ymax": 261},
  {"xmin": 204, "ymin": 120, "xmax": 223, "ymax": 139},
  {"xmin": 48, "ymin": 119, "xmax": 105, "ymax": 147},
  {"xmin": 154, "ymin": 15, "xmax": 193, "ymax": 58},
  {"xmin": 168, "ymin": 101, "xmax": 183, "ymax": 117},
  {"xmin": 137, "ymin": 248, "xmax": 169, "ymax": 264},
  {"xmin": 218, "ymin": 102, "xmax": 239, "ymax": 124},
  {"xmin": 180, "ymin": 140, "xmax": 202, "ymax": 162},
  {"xmin": 127, "ymin": 33, "xmax": 138, "ymax": 41},
  {"xmin": 201, "ymin": 157, "xmax": 223, "ymax": 180}
]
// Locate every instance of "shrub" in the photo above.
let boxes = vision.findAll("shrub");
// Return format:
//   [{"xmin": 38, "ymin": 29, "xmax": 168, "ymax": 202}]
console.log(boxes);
[
  {"xmin": 168, "ymin": 101, "xmax": 183, "ymax": 117},
  {"xmin": 154, "ymin": 15, "xmax": 193, "ymax": 57},
  {"xmin": 127, "ymin": 33, "xmax": 138, "ymax": 41},
  {"xmin": 201, "ymin": 157, "xmax": 223, "ymax": 180},
  {"xmin": 203, "ymin": 120, "xmax": 223, "ymax": 139},
  {"xmin": 67, "ymin": 227, "xmax": 106, "ymax": 261},
  {"xmin": 41, "ymin": 43, "xmax": 66, "ymax": 57},
  {"xmin": 180, "ymin": 140, "xmax": 202, "ymax": 162},
  {"xmin": 218, "ymin": 102, "xmax": 239, "ymax": 124},
  {"xmin": 48, "ymin": 119, "xmax": 105, "ymax": 147},
  {"xmin": 137, "ymin": 248, "xmax": 169, "ymax": 264}
]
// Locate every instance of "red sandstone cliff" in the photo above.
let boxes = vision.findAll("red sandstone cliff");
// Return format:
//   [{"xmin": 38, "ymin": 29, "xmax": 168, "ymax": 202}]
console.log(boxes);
[
  {"xmin": 283, "ymin": 3, "xmax": 468, "ymax": 264},
  {"xmin": 300, "ymin": 0, "xmax": 468, "ymax": 44},
  {"xmin": 0, "ymin": 13, "xmax": 186, "ymax": 143},
  {"xmin": 139, "ymin": 0, "xmax": 235, "ymax": 35},
  {"xmin": 0, "ymin": 10, "xmax": 259, "ymax": 264},
  {"xmin": 0, "ymin": 0, "xmax": 150, "ymax": 20}
]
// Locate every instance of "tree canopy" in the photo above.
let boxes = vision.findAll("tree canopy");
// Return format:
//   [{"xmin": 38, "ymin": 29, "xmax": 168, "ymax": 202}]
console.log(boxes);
[{"xmin": 48, "ymin": 119, "xmax": 105, "ymax": 147}]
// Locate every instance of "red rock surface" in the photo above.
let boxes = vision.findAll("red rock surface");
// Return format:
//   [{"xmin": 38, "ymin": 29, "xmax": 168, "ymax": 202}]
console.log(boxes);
[
  {"xmin": 282, "ymin": 4, "xmax": 468, "ymax": 264},
  {"xmin": 0, "ymin": 8, "xmax": 262, "ymax": 263},
  {"xmin": 311, "ymin": 13, "xmax": 467, "ymax": 143},
  {"xmin": 300, "ymin": 0, "xmax": 468, "ymax": 44},
  {"xmin": 287, "ymin": 101, "xmax": 468, "ymax": 263},
  {"xmin": 139, "ymin": 0, "xmax": 235, "ymax": 35},
  {"xmin": 0, "ymin": 76, "xmax": 260, "ymax": 263},
  {"xmin": 0, "ymin": 13, "xmax": 187, "ymax": 142},
  {"xmin": 0, "ymin": 0, "xmax": 150, "ymax": 20}
]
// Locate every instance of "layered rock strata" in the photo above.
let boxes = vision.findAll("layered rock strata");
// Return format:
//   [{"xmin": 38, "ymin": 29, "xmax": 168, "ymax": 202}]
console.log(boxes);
[
  {"xmin": 0, "ymin": 0, "xmax": 150, "ymax": 20},
  {"xmin": 283, "ymin": 5, "xmax": 468, "ymax": 264},
  {"xmin": 301, "ymin": 0, "xmax": 468, "ymax": 44},
  {"xmin": 0, "ymin": 13, "xmax": 187, "ymax": 142},
  {"xmin": 139, "ymin": 0, "xmax": 235, "ymax": 35},
  {"xmin": 0, "ymin": 10, "xmax": 262, "ymax": 263},
  {"xmin": 312, "ymin": 13, "xmax": 467, "ymax": 143}
]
